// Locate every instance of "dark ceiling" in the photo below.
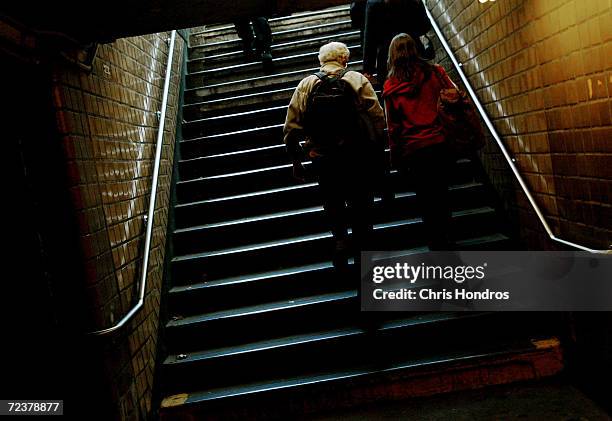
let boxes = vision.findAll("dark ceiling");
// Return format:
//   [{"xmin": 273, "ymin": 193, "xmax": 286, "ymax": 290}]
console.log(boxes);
[{"xmin": 1, "ymin": 0, "xmax": 350, "ymax": 43}]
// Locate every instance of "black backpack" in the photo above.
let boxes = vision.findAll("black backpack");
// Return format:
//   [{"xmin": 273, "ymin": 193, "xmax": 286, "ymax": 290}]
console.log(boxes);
[{"xmin": 303, "ymin": 69, "xmax": 362, "ymax": 154}]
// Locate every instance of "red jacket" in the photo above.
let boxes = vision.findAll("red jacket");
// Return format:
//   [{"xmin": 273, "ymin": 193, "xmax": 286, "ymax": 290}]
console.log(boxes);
[{"xmin": 382, "ymin": 64, "xmax": 454, "ymax": 166}]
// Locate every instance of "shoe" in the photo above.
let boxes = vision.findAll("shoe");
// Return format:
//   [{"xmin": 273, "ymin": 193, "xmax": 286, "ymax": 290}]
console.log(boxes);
[{"xmin": 261, "ymin": 50, "xmax": 273, "ymax": 67}]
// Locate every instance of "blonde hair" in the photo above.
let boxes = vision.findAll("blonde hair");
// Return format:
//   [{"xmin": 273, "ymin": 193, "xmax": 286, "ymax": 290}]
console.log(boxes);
[{"xmin": 318, "ymin": 42, "xmax": 350, "ymax": 65}]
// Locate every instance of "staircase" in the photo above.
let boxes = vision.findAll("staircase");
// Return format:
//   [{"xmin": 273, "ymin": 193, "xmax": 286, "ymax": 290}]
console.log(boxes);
[{"xmin": 159, "ymin": 6, "xmax": 562, "ymax": 419}]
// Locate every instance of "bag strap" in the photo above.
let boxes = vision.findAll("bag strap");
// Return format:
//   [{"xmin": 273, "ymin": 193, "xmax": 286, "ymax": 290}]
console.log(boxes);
[
  {"xmin": 334, "ymin": 68, "xmax": 349, "ymax": 79},
  {"xmin": 314, "ymin": 68, "xmax": 349, "ymax": 82},
  {"xmin": 433, "ymin": 65, "xmax": 457, "ymax": 90},
  {"xmin": 314, "ymin": 71, "xmax": 328, "ymax": 81}
]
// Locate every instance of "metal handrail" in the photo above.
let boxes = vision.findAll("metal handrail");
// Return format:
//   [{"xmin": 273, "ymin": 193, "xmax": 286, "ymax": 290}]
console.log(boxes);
[
  {"xmin": 89, "ymin": 30, "xmax": 178, "ymax": 336},
  {"xmin": 424, "ymin": 5, "xmax": 610, "ymax": 254}
]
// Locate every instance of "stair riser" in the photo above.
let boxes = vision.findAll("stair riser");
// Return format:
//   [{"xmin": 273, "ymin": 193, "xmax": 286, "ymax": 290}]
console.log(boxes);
[
  {"xmin": 181, "ymin": 126, "xmax": 283, "ymax": 159},
  {"xmin": 164, "ymin": 314, "xmax": 551, "ymax": 405},
  {"xmin": 375, "ymin": 209, "xmax": 500, "ymax": 249},
  {"xmin": 185, "ymin": 62, "xmax": 362, "ymax": 101},
  {"xmin": 182, "ymin": 107, "xmax": 287, "ymax": 139},
  {"xmin": 172, "ymin": 235, "xmax": 334, "ymax": 286},
  {"xmin": 188, "ymin": 32, "xmax": 361, "ymax": 72},
  {"xmin": 173, "ymin": 185, "xmax": 490, "ymax": 256},
  {"xmin": 190, "ymin": 20, "xmax": 354, "ymax": 57},
  {"xmin": 171, "ymin": 209, "xmax": 498, "ymax": 285},
  {"xmin": 189, "ymin": 10, "xmax": 351, "ymax": 49},
  {"xmin": 170, "ymin": 235, "xmax": 514, "ymax": 315},
  {"xmin": 174, "ymin": 209, "xmax": 325, "ymax": 255},
  {"xmin": 169, "ymin": 231, "xmax": 512, "ymax": 320},
  {"xmin": 163, "ymin": 333, "xmax": 363, "ymax": 394},
  {"xmin": 179, "ymin": 146, "xmax": 287, "ymax": 180},
  {"xmin": 168, "ymin": 266, "xmax": 342, "ymax": 316},
  {"xmin": 163, "ymin": 313, "xmax": 528, "ymax": 393},
  {"xmin": 176, "ymin": 165, "xmax": 297, "ymax": 202},
  {"xmin": 188, "ymin": 46, "xmax": 362, "ymax": 88},
  {"xmin": 174, "ymin": 182, "xmax": 487, "ymax": 229},
  {"xmin": 181, "ymin": 138, "xmax": 385, "ymax": 179},
  {"xmin": 174, "ymin": 185, "xmax": 319, "ymax": 229},
  {"xmin": 165, "ymin": 296, "xmax": 356, "ymax": 352},
  {"xmin": 176, "ymin": 160, "xmax": 474, "ymax": 203},
  {"xmin": 183, "ymin": 89, "xmax": 293, "ymax": 119}
]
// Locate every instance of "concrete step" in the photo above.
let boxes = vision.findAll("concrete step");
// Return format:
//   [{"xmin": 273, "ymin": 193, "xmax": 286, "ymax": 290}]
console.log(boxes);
[
  {"xmin": 180, "ymin": 123, "xmax": 284, "ymax": 160},
  {"xmin": 170, "ymin": 207, "xmax": 500, "ymax": 285},
  {"xmin": 162, "ymin": 312, "xmax": 501, "ymax": 392},
  {"xmin": 182, "ymin": 103, "xmax": 289, "ymax": 138},
  {"xmin": 190, "ymin": 19, "xmax": 354, "ymax": 58},
  {"xmin": 175, "ymin": 159, "xmax": 474, "ymax": 203},
  {"xmin": 186, "ymin": 44, "xmax": 361, "ymax": 88},
  {"xmin": 188, "ymin": 30, "xmax": 360, "ymax": 72},
  {"xmin": 167, "ymin": 232, "xmax": 511, "ymax": 317},
  {"xmin": 160, "ymin": 335, "xmax": 563, "ymax": 420},
  {"xmin": 189, "ymin": 6, "xmax": 350, "ymax": 48},
  {"xmin": 173, "ymin": 182, "xmax": 490, "ymax": 255},
  {"xmin": 184, "ymin": 60, "xmax": 362, "ymax": 103},
  {"xmin": 183, "ymin": 85, "xmax": 295, "ymax": 119},
  {"xmin": 173, "ymin": 173, "xmax": 484, "ymax": 227},
  {"xmin": 179, "ymin": 143, "xmax": 288, "ymax": 179}
]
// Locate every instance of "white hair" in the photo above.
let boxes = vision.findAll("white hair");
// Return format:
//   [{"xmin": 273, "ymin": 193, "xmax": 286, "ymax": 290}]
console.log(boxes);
[{"xmin": 318, "ymin": 42, "xmax": 350, "ymax": 65}]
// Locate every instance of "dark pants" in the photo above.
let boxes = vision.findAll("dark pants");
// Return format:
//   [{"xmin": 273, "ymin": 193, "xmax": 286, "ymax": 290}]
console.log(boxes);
[
  {"xmin": 311, "ymin": 151, "xmax": 374, "ymax": 255},
  {"xmin": 403, "ymin": 143, "xmax": 454, "ymax": 250},
  {"xmin": 234, "ymin": 17, "xmax": 272, "ymax": 54}
]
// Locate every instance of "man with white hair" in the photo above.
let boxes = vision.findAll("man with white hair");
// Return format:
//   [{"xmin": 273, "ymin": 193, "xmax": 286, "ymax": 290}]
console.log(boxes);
[{"xmin": 283, "ymin": 41, "xmax": 385, "ymax": 265}]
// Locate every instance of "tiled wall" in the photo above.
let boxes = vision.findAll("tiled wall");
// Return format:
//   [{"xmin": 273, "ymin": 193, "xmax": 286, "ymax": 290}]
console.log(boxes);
[
  {"xmin": 427, "ymin": 0, "xmax": 611, "ymax": 250},
  {"xmin": 51, "ymin": 32, "xmax": 184, "ymax": 419}
]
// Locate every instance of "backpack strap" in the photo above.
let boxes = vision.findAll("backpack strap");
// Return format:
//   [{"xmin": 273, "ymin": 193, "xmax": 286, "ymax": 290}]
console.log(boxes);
[
  {"xmin": 314, "ymin": 68, "xmax": 349, "ymax": 81},
  {"xmin": 333, "ymin": 68, "xmax": 349, "ymax": 80},
  {"xmin": 314, "ymin": 71, "xmax": 328, "ymax": 81},
  {"xmin": 433, "ymin": 65, "xmax": 457, "ymax": 89}
]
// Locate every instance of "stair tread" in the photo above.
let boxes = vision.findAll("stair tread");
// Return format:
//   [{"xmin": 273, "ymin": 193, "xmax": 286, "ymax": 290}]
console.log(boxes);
[
  {"xmin": 170, "ymin": 261, "xmax": 334, "ymax": 294},
  {"xmin": 167, "ymin": 290, "xmax": 356, "ymax": 327},
  {"xmin": 189, "ymin": 6, "xmax": 350, "ymax": 38},
  {"xmin": 176, "ymin": 192, "xmax": 433, "ymax": 234},
  {"xmin": 176, "ymin": 156, "xmax": 470, "ymax": 185},
  {"xmin": 179, "ymin": 144, "xmax": 285, "ymax": 164},
  {"xmin": 182, "ymin": 123, "xmax": 283, "ymax": 142},
  {"xmin": 175, "ymin": 183, "xmax": 317, "ymax": 208},
  {"xmin": 174, "ymin": 180, "xmax": 481, "ymax": 210},
  {"xmin": 184, "ymin": 86, "xmax": 295, "ymax": 108},
  {"xmin": 193, "ymin": 20, "xmax": 353, "ymax": 50},
  {"xmin": 171, "ymin": 207, "xmax": 496, "ymax": 263},
  {"xmin": 183, "ymin": 104, "xmax": 287, "ymax": 124},
  {"xmin": 174, "ymin": 205, "xmax": 322, "ymax": 233},
  {"xmin": 164, "ymin": 312, "xmax": 490, "ymax": 365},
  {"xmin": 185, "ymin": 60, "xmax": 361, "ymax": 92},
  {"xmin": 171, "ymin": 231, "xmax": 332, "ymax": 263},
  {"xmin": 189, "ymin": 30, "xmax": 359, "ymax": 64},
  {"xmin": 161, "ymin": 339, "xmax": 542, "ymax": 406},
  {"xmin": 372, "ymin": 206, "xmax": 494, "ymax": 230},
  {"xmin": 170, "ymin": 232, "xmax": 509, "ymax": 295},
  {"xmin": 190, "ymin": 45, "xmax": 360, "ymax": 77},
  {"xmin": 177, "ymin": 163, "xmax": 291, "ymax": 185}
]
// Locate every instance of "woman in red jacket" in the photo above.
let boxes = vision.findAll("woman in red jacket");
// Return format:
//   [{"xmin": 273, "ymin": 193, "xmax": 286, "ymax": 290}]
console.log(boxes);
[{"xmin": 382, "ymin": 33, "xmax": 456, "ymax": 250}]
